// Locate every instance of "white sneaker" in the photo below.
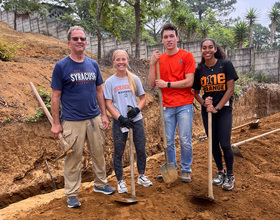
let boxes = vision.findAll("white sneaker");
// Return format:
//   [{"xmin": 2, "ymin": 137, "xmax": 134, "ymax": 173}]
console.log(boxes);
[
  {"xmin": 117, "ymin": 180, "xmax": 128, "ymax": 194},
  {"xmin": 137, "ymin": 175, "xmax": 152, "ymax": 187}
]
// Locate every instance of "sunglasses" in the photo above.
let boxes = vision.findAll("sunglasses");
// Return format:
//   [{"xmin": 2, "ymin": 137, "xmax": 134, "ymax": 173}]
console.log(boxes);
[{"xmin": 71, "ymin": 37, "xmax": 86, "ymax": 42}]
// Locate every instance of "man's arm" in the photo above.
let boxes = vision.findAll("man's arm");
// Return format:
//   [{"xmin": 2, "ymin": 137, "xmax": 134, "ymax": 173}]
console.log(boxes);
[
  {"xmin": 96, "ymin": 85, "xmax": 109, "ymax": 130},
  {"xmin": 155, "ymin": 73, "xmax": 194, "ymax": 89},
  {"xmin": 51, "ymin": 88, "xmax": 62, "ymax": 138},
  {"xmin": 148, "ymin": 50, "xmax": 161, "ymax": 87}
]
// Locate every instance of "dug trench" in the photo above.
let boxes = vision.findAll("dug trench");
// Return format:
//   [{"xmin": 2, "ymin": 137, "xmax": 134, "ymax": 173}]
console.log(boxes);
[
  {"xmin": 0, "ymin": 84, "xmax": 280, "ymax": 209},
  {"xmin": 0, "ymin": 22, "xmax": 280, "ymax": 219}
]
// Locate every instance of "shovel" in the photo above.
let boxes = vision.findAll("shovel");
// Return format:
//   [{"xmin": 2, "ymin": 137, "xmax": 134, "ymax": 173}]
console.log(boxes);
[
  {"xmin": 192, "ymin": 112, "xmax": 214, "ymax": 202},
  {"xmin": 156, "ymin": 62, "xmax": 178, "ymax": 184},
  {"xmin": 231, "ymin": 126, "xmax": 280, "ymax": 158},
  {"xmin": 115, "ymin": 107, "xmax": 138, "ymax": 204},
  {"xmin": 29, "ymin": 82, "xmax": 77, "ymax": 160}
]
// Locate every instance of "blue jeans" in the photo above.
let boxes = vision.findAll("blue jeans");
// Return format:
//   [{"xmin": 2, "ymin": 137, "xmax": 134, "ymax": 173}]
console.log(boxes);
[{"xmin": 163, "ymin": 104, "xmax": 193, "ymax": 173}]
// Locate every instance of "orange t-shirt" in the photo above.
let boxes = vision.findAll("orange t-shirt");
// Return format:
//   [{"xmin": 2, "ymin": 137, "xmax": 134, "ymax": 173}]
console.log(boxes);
[{"xmin": 157, "ymin": 49, "xmax": 196, "ymax": 107}]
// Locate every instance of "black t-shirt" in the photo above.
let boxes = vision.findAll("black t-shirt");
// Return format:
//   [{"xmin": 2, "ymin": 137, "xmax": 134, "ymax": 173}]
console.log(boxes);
[{"xmin": 193, "ymin": 59, "xmax": 239, "ymax": 107}]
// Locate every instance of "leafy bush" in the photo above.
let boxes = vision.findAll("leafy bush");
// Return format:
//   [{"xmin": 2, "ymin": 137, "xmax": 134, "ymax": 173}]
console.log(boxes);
[
  {"xmin": 26, "ymin": 86, "xmax": 52, "ymax": 122},
  {"xmin": 0, "ymin": 39, "xmax": 20, "ymax": 61}
]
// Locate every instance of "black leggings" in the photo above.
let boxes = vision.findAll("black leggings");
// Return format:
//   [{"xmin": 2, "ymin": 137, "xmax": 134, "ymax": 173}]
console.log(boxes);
[
  {"xmin": 112, "ymin": 119, "xmax": 146, "ymax": 181},
  {"xmin": 202, "ymin": 107, "xmax": 234, "ymax": 174}
]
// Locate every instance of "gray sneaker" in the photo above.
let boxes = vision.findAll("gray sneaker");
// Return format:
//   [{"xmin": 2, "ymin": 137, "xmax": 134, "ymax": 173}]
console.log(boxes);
[
  {"xmin": 137, "ymin": 175, "xmax": 152, "ymax": 187},
  {"xmin": 117, "ymin": 180, "xmax": 128, "ymax": 194},
  {"xmin": 212, "ymin": 172, "xmax": 226, "ymax": 186},
  {"xmin": 222, "ymin": 175, "xmax": 235, "ymax": 191},
  {"xmin": 181, "ymin": 172, "xmax": 191, "ymax": 182}
]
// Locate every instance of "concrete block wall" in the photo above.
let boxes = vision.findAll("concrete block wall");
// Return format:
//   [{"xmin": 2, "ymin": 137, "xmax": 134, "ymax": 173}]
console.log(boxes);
[{"xmin": 0, "ymin": 9, "xmax": 279, "ymax": 82}]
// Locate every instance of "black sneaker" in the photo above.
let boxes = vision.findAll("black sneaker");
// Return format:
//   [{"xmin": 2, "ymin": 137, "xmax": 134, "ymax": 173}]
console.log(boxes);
[
  {"xmin": 212, "ymin": 171, "xmax": 226, "ymax": 186},
  {"xmin": 222, "ymin": 175, "xmax": 235, "ymax": 191}
]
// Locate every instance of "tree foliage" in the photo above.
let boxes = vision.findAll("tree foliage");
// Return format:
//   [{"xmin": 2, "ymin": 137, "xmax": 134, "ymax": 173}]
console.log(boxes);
[
  {"xmin": 245, "ymin": 8, "xmax": 259, "ymax": 47},
  {"xmin": 234, "ymin": 21, "xmax": 248, "ymax": 49},
  {"xmin": 1, "ymin": 0, "xmax": 47, "ymax": 29},
  {"xmin": 183, "ymin": 0, "xmax": 237, "ymax": 20},
  {"xmin": 268, "ymin": 5, "xmax": 280, "ymax": 49}
]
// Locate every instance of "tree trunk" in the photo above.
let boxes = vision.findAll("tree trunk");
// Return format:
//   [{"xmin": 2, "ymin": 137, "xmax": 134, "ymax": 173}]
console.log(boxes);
[
  {"xmin": 270, "ymin": 21, "xmax": 276, "ymax": 49},
  {"xmin": 134, "ymin": 0, "xmax": 141, "ymax": 59},
  {"xmin": 249, "ymin": 24, "xmax": 253, "ymax": 48},
  {"xmin": 96, "ymin": 0, "xmax": 101, "ymax": 62},
  {"xmin": 13, "ymin": 11, "xmax": 17, "ymax": 30}
]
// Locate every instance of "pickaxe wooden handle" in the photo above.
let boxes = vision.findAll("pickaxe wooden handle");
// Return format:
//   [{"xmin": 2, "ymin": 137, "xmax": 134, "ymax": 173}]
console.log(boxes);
[{"xmin": 29, "ymin": 82, "xmax": 77, "ymax": 159}]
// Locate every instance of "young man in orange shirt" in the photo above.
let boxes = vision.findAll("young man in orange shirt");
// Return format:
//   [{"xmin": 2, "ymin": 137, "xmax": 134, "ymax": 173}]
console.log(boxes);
[{"xmin": 148, "ymin": 23, "xmax": 196, "ymax": 182}]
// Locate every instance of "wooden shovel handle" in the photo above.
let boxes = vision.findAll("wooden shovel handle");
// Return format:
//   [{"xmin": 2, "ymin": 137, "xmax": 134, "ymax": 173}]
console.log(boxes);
[
  {"xmin": 208, "ymin": 112, "xmax": 214, "ymax": 199},
  {"xmin": 29, "ymin": 82, "xmax": 69, "ymax": 148},
  {"xmin": 156, "ymin": 62, "xmax": 168, "ymax": 149}
]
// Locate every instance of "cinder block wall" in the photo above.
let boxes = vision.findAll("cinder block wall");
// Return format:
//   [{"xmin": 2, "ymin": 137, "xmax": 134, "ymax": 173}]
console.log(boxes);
[{"xmin": 0, "ymin": 10, "xmax": 279, "ymax": 82}]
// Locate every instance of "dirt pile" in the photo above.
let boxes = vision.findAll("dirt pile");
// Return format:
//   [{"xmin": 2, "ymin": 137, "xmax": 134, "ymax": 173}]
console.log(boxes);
[{"xmin": 0, "ymin": 22, "xmax": 280, "ymax": 219}]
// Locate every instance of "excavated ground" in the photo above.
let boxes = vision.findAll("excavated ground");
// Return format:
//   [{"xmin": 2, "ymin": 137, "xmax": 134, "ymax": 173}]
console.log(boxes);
[{"xmin": 0, "ymin": 22, "xmax": 280, "ymax": 219}]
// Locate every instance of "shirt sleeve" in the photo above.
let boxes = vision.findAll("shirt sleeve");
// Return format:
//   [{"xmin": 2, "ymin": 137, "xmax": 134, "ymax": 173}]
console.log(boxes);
[
  {"xmin": 192, "ymin": 66, "xmax": 202, "ymax": 90},
  {"xmin": 225, "ymin": 60, "xmax": 239, "ymax": 82},
  {"xmin": 135, "ymin": 75, "xmax": 145, "ymax": 97},
  {"xmin": 51, "ymin": 63, "xmax": 63, "ymax": 91},
  {"xmin": 103, "ymin": 79, "xmax": 113, "ymax": 100}
]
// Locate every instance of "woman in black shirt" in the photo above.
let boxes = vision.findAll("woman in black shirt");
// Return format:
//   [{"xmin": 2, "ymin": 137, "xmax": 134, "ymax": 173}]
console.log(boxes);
[{"xmin": 193, "ymin": 38, "xmax": 239, "ymax": 191}]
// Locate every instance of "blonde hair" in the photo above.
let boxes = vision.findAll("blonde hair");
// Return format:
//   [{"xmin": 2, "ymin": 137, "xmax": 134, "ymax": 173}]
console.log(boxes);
[{"xmin": 112, "ymin": 50, "xmax": 137, "ymax": 95}]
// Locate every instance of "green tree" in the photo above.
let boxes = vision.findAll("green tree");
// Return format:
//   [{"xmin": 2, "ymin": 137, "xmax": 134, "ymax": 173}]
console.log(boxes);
[
  {"xmin": 121, "ymin": 0, "xmax": 161, "ymax": 58},
  {"xmin": 209, "ymin": 23, "xmax": 235, "ymax": 49},
  {"xmin": 268, "ymin": 5, "xmax": 280, "ymax": 49},
  {"xmin": 54, "ymin": 0, "xmax": 97, "ymax": 34},
  {"xmin": 162, "ymin": 1, "xmax": 191, "ymax": 42},
  {"xmin": 234, "ymin": 21, "xmax": 248, "ymax": 49},
  {"xmin": 186, "ymin": 15, "xmax": 199, "ymax": 41},
  {"xmin": 183, "ymin": 0, "xmax": 237, "ymax": 20},
  {"xmin": 253, "ymin": 24, "xmax": 270, "ymax": 51},
  {"xmin": 198, "ymin": 20, "xmax": 211, "ymax": 39},
  {"xmin": 1, "ymin": 0, "xmax": 46, "ymax": 30},
  {"xmin": 245, "ymin": 8, "xmax": 258, "ymax": 48}
]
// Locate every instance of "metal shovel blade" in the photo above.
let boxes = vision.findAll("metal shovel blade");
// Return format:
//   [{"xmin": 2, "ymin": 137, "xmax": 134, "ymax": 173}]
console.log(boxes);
[
  {"xmin": 231, "ymin": 145, "xmax": 244, "ymax": 158},
  {"xmin": 115, "ymin": 197, "xmax": 138, "ymax": 204},
  {"xmin": 160, "ymin": 162, "xmax": 178, "ymax": 184}
]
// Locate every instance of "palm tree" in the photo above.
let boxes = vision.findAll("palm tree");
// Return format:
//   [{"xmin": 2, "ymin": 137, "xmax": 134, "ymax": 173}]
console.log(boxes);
[
  {"xmin": 268, "ymin": 5, "xmax": 280, "ymax": 49},
  {"xmin": 199, "ymin": 21, "xmax": 211, "ymax": 39},
  {"xmin": 234, "ymin": 21, "xmax": 248, "ymax": 49},
  {"xmin": 186, "ymin": 16, "xmax": 200, "ymax": 41},
  {"xmin": 245, "ymin": 8, "xmax": 258, "ymax": 48}
]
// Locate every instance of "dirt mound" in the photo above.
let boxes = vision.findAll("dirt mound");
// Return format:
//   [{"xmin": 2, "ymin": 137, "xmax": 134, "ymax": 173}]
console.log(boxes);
[{"xmin": 0, "ymin": 21, "xmax": 280, "ymax": 219}]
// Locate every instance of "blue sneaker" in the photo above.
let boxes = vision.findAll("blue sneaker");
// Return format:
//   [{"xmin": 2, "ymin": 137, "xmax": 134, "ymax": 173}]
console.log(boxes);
[
  {"xmin": 67, "ymin": 196, "xmax": 81, "ymax": 208},
  {"xmin": 94, "ymin": 185, "xmax": 116, "ymax": 195}
]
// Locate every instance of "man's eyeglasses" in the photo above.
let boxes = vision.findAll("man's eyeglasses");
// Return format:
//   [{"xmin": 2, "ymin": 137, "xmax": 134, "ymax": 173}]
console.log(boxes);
[{"xmin": 71, "ymin": 37, "xmax": 86, "ymax": 42}]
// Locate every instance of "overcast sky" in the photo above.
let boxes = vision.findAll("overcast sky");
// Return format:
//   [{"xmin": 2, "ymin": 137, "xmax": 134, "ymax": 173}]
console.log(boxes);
[{"xmin": 229, "ymin": 0, "xmax": 278, "ymax": 28}]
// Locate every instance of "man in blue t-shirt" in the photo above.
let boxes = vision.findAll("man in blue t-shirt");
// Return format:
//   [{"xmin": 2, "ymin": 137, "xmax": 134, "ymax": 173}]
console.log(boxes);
[{"xmin": 51, "ymin": 26, "xmax": 115, "ymax": 208}]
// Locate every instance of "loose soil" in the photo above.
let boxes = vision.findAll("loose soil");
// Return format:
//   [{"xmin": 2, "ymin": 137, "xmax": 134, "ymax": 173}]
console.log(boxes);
[{"xmin": 0, "ymin": 22, "xmax": 280, "ymax": 220}]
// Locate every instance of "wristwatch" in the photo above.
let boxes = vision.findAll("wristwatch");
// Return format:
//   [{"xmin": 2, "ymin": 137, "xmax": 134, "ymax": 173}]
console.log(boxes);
[
  {"xmin": 214, "ymin": 106, "xmax": 219, "ymax": 112},
  {"xmin": 167, "ymin": 82, "xmax": 171, "ymax": 88}
]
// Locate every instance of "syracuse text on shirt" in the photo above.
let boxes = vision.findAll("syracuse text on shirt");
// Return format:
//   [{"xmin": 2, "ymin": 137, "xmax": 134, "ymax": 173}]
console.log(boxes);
[
  {"xmin": 70, "ymin": 72, "xmax": 97, "ymax": 82},
  {"xmin": 114, "ymin": 84, "xmax": 131, "ymax": 93}
]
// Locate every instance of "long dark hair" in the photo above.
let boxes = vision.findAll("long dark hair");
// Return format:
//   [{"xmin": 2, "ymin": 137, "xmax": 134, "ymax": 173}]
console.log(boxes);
[{"xmin": 198, "ymin": 38, "xmax": 227, "ymax": 66}]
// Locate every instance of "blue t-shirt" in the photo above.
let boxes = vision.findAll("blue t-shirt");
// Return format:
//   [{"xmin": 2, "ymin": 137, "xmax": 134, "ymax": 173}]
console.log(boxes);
[{"xmin": 51, "ymin": 56, "xmax": 103, "ymax": 121}]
